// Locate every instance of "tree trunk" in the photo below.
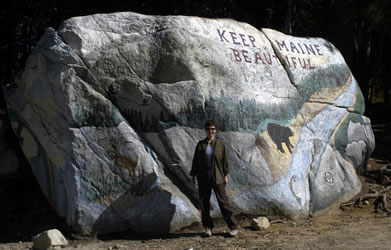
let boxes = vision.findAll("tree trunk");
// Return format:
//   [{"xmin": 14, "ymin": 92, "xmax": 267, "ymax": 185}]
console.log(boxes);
[{"xmin": 284, "ymin": 0, "xmax": 294, "ymax": 34}]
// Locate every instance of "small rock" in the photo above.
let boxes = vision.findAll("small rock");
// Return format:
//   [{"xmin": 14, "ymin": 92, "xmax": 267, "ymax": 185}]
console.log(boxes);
[
  {"xmin": 251, "ymin": 216, "xmax": 270, "ymax": 231},
  {"xmin": 363, "ymin": 200, "xmax": 370, "ymax": 206},
  {"xmin": 32, "ymin": 229, "xmax": 68, "ymax": 250}
]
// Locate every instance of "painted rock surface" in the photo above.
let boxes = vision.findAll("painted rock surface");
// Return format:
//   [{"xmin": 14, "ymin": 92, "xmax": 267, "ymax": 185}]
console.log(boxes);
[{"xmin": 4, "ymin": 12, "xmax": 375, "ymax": 235}]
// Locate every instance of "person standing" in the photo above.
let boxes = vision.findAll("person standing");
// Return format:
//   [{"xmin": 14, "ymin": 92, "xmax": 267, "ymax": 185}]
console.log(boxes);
[{"xmin": 190, "ymin": 120, "xmax": 239, "ymax": 237}]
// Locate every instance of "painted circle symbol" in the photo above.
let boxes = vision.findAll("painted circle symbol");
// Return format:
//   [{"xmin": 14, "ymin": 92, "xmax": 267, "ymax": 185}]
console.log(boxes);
[{"xmin": 325, "ymin": 172, "xmax": 334, "ymax": 185}]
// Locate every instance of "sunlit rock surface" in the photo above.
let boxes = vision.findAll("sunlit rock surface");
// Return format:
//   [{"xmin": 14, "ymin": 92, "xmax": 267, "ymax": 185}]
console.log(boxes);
[{"xmin": 4, "ymin": 12, "xmax": 374, "ymax": 235}]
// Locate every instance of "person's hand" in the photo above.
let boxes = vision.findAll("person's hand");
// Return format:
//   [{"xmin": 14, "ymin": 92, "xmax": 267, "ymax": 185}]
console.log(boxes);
[
  {"xmin": 224, "ymin": 176, "xmax": 228, "ymax": 185},
  {"xmin": 191, "ymin": 176, "xmax": 196, "ymax": 184}
]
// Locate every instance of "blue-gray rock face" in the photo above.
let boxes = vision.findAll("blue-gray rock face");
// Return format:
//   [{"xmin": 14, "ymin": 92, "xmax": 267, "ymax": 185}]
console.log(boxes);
[{"xmin": 4, "ymin": 12, "xmax": 375, "ymax": 235}]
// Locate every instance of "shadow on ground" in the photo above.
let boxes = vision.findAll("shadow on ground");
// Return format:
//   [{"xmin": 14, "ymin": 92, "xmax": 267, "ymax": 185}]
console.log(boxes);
[{"xmin": 0, "ymin": 165, "xmax": 71, "ymax": 243}]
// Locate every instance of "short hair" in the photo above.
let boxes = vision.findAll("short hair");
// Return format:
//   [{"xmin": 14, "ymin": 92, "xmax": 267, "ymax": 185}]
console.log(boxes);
[{"xmin": 204, "ymin": 120, "xmax": 217, "ymax": 129}]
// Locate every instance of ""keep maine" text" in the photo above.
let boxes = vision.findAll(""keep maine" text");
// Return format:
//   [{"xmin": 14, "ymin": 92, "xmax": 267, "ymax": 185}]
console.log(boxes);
[{"xmin": 217, "ymin": 29, "xmax": 323, "ymax": 70}]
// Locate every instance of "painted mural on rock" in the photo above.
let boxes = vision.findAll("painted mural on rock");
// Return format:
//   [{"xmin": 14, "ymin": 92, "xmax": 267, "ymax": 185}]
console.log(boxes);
[
  {"xmin": 4, "ymin": 12, "xmax": 374, "ymax": 235},
  {"xmin": 5, "ymin": 95, "xmax": 70, "ymax": 220}
]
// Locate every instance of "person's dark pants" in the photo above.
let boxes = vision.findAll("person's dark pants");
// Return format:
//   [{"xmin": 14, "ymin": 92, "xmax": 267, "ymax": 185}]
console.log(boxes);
[{"xmin": 198, "ymin": 180, "xmax": 238, "ymax": 230}]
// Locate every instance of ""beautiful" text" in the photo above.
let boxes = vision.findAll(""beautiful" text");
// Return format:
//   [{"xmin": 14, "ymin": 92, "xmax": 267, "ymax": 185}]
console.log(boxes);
[{"xmin": 217, "ymin": 29, "xmax": 323, "ymax": 70}]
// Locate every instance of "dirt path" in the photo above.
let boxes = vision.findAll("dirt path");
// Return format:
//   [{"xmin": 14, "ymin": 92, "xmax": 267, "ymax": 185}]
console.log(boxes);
[
  {"xmin": 2, "ymin": 205, "xmax": 390, "ymax": 249},
  {"xmin": 78, "ymin": 209, "xmax": 391, "ymax": 249}
]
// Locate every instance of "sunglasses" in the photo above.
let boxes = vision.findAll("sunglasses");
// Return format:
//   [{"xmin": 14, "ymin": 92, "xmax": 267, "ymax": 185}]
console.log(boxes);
[{"xmin": 206, "ymin": 127, "xmax": 216, "ymax": 131}]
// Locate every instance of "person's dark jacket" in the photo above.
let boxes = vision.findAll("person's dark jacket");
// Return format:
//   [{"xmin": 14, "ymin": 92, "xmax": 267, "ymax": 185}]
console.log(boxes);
[{"xmin": 190, "ymin": 137, "xmax": 229, "ymax": 185}]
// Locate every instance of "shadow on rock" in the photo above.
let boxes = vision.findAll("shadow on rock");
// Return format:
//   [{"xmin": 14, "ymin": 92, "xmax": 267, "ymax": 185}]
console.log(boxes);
[{"xmin": 92, "ymin": 183, "xmax": 178, "ymax": 239}]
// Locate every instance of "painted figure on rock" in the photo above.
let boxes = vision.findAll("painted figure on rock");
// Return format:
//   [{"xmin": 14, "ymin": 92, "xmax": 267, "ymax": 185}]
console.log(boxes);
[{"xmin": 267, "ymin": 123, "xmax": 295, "ymax": 153}]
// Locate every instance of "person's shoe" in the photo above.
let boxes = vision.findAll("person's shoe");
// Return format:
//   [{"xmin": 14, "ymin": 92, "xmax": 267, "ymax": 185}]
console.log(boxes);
[
  {"xmin": 204, "ymin": 227, "xmax": 212, "ymax": 237},
  {"xmin": 229, "ymin": 229, "xmax": 239, "ymax": 237}
]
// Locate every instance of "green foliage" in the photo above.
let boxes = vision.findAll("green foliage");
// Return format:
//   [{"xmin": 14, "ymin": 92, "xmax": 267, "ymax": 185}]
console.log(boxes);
[
  {"xmin": 170, "ymin": 65, "xmax": 350, "ymax": 133},
  {"xmin": 116, "ymin": 63, "xmax": 353, "ymax": 134},
  {"xmin": 334, "ymin": 112, "xmax": 364, "ymax": 158},
  {"xmin": 74, "ymin": 103, "xmax": 123, "ymax": 128}
]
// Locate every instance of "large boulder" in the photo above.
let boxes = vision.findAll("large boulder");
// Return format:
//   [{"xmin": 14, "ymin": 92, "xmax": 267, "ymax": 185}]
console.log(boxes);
[{"xmin": 4, "ymin": 12, "xmax": 375, "ymax": 235}]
